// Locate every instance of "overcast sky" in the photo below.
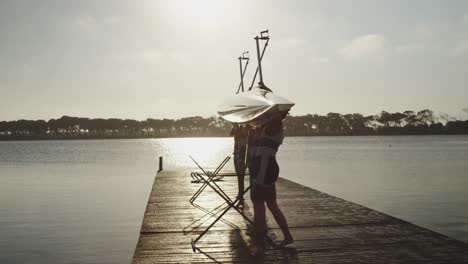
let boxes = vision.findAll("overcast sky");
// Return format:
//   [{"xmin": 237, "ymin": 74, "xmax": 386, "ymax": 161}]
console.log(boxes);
[{"xmin": 1, "ymin": 0, "xmax": 468, "ymax": 121}]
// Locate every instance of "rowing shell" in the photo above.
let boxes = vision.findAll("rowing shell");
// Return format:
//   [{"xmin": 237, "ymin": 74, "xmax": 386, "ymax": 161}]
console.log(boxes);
[{"xmin": 217, "ymin": 88, "xmax": 294, "ymax": 125}]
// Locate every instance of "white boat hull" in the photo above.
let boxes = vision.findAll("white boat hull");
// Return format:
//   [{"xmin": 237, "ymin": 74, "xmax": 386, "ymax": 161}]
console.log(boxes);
[{"xmin": 217, "ymin": 88, "xmax": 294, "ymax": 125}]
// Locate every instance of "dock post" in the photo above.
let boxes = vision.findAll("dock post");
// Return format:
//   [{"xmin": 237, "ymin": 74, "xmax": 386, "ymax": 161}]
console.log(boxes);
[{"xmin": 158, "ymin": 156, "xmax": 163, "ymax": 172}]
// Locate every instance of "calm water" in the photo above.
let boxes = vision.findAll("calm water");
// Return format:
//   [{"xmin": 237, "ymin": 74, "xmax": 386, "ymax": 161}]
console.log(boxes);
[{"xmin": 1, "ymin": 136, "xmax": 467, "ymax": 263}]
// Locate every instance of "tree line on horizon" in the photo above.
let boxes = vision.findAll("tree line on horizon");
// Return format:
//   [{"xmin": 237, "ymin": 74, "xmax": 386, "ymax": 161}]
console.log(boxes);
[{"xmin": 1, "ymin": 109, "xmax": 467, "ymax": 140}]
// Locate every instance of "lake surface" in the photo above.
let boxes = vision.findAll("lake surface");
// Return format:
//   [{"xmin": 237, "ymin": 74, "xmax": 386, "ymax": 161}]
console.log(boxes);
[{"xmin": 1, "ymin": 136, "xmax": 467, "ymax": 263}]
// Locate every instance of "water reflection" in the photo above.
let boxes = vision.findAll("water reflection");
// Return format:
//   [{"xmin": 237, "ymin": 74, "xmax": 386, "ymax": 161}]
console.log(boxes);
[
  {"xmin": 151, "ymin": 137, "xmax": 234, "ymax": 170},
  {"xmin": 0, "ymin": 136, "xmax": 467, "ymax": 263}
]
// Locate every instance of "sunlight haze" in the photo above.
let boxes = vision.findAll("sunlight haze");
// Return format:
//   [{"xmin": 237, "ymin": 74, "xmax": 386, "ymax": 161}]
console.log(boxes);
[{"xmin": 1, "ymin": 0, "xmax": 467, "ymax": 121}]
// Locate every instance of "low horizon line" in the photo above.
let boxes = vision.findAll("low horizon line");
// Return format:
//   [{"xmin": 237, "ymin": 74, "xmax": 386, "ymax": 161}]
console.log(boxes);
[{"xmin": 1, "ymin": 108, "xmax": 466, "ymax": 123}]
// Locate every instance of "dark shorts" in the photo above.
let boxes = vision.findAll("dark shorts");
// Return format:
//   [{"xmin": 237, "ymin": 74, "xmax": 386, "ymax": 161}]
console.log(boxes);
[
  {"xmin": 234, "ymin": 145, "xmax": 246, "ymax": 174},
  {"xmin": 249, "ymin": 155, "xmax": 279, "ymax": 185},
  {"xmin": 250, "ymin": 183, "xmax": 276, "ymax": 202},
  {"xmin": 234, "ymin": 144, "xmax": 246, "ymax": 162}
]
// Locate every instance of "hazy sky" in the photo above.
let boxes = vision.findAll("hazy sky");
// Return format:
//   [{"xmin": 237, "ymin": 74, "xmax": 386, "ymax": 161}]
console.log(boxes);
[{"xmin": 1, "ymin": 0, "xmax": 468, "ymax": 121}]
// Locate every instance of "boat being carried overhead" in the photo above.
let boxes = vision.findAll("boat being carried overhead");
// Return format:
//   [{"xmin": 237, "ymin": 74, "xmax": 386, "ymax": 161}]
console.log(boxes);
[
  {"xmin": 217, "ymin": 84, "xmax": 294, "ymax": 125},
  {"xmin": 217, "ymin": 30, "xmax": 294, "ymax": 126}
]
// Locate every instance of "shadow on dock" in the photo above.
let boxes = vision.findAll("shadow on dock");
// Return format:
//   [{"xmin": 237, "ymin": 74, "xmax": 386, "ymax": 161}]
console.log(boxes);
[{"xmin": 132, "ymin": 170, "xmax": 468, "ymax": 263}]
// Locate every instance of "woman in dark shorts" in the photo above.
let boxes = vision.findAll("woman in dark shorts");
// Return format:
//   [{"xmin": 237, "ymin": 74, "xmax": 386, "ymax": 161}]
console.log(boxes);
[{"xmin": 249, "ymin": 117, "xmax": 294, "ymax": 255}]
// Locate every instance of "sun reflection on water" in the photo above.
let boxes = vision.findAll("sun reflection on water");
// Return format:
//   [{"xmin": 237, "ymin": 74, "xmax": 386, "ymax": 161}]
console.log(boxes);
[{"xmin": 149, "ymin": 137, "xmax": 234, "ymax": 170}]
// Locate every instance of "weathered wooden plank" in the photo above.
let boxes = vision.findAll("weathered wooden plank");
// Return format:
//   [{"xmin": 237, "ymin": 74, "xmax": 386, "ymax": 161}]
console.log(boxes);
[{"xmin": 132, "ymin": 170, "xmax": 468, "ymax": 263}]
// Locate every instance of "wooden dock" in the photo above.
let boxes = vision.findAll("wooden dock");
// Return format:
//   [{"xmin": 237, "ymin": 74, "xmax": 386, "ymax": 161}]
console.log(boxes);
[{"xmin": 132, "ymin": 170, "xmax": 468, "ymax": 263}]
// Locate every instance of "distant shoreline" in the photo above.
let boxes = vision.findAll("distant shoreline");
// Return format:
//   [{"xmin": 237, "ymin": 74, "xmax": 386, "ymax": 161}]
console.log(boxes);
[
  {"xmin": 2, "ymin": 111, "xmax": 467, "ymax": 141},
  {"xmin": 1, "ymin": 133, "xmax": 468, "ymax": 141}
]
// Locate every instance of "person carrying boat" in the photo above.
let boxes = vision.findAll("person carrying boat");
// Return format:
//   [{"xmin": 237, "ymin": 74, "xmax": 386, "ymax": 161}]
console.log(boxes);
[
  {"xmin": 249, "ymin": 115, "xmax": 294, "ymax": 255},
  {"xmin": 230, "ymin": 124, "xmax": 248, "ymax": 206}
]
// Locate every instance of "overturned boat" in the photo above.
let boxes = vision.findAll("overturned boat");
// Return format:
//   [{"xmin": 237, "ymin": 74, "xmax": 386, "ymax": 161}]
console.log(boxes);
[
  {"xmin": 217, "ymin": 86, "xmax": 294, "ymax": 125},
  {"xmin": 217, "ymin": 30, "xmax": 294, "ymax": 126}
]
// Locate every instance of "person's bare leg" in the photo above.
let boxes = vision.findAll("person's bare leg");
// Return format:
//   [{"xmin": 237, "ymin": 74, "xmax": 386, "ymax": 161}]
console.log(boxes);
[
  {"xmin": 252, "ymin": 200, "xmax": 266, "ymax": 254},
  {"xmin": 266, "ymin": 198, "xmax": 294, "ymax": 246},
  {"xmin": 234, "ymin": 161, "xmax": 245, "ymax": 205},
  {"xmin": 237, "ymin": 167, "xmax": 245, "ymax": 199}
]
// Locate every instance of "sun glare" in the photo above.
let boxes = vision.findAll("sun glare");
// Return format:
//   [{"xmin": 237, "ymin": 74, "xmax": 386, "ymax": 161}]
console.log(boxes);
[
  {"xmin": 163, "ymin": 0, "xmax": 231, "ymax": 30},
  {"xmin": 153, "ymin": 138, "xmax": 233, "ymax": 170}
]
